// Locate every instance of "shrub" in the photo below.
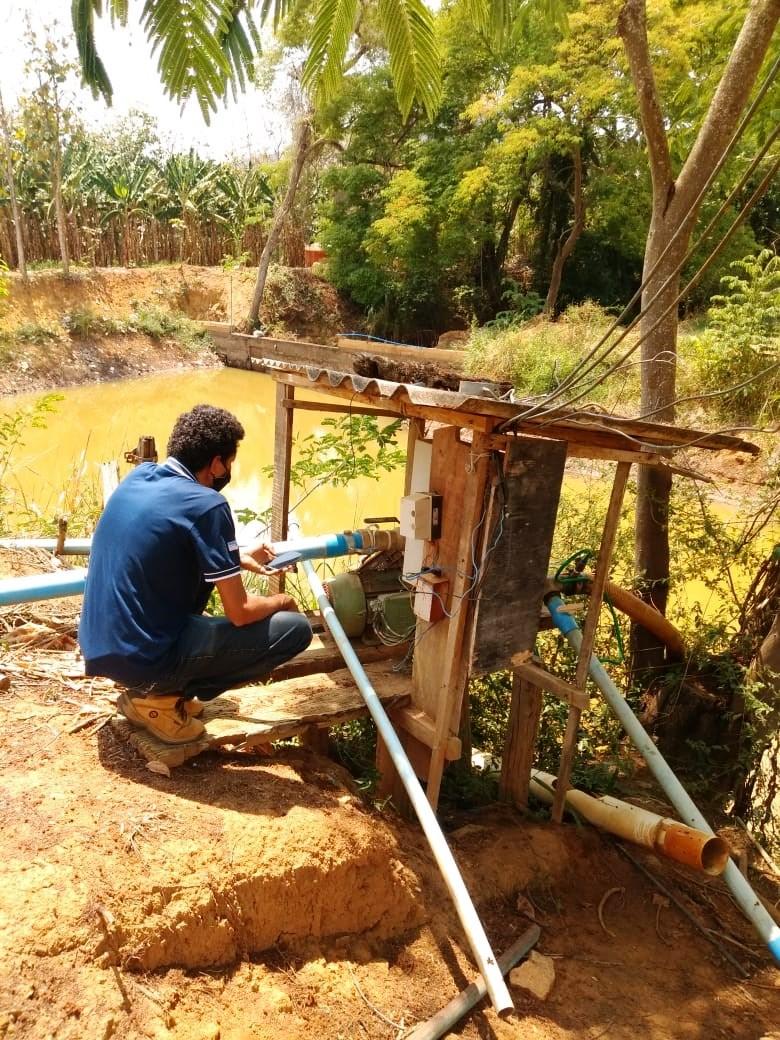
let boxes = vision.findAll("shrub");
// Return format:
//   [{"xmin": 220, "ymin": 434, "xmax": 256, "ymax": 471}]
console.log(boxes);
[
  {"xmin": 683, "ymin": 249, "xmax": 779, "ymax": 421},
  {"xmin": 465, "ymin": 301, "xmax": 639, "ymax": 405}
]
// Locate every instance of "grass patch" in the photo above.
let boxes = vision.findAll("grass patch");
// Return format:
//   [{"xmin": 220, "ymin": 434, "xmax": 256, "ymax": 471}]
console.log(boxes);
[
  {"xmin": 465, "ymin": 301, "xmax": 640, "ymax": 408},
  {"xmin": 61, "ymin": 303, "xmax": 214, "ymax": 352}
]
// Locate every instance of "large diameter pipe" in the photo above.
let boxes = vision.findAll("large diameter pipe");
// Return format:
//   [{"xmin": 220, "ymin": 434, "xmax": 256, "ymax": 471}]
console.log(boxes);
[
  {"xmin": 546, "ymin": 594, "xmax": 780, "ymax": 966},
  {"xmin": 299, "ymin": 554, "xmax": 513, "ymax": 1014},
  {"xmin": 529, "ymin": 769, "xmax": 729, "ymax": 875},
  {"xmin": 404, "ymin": 925, "xmax": 540, "ymax": 1040},
  {"xmin": 0, "ymin": 568, "xmax": 87, "ymax": 606}
]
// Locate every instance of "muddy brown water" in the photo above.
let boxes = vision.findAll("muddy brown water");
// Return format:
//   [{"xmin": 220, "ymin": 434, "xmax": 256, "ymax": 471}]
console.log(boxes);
[{"xmin": 3, "ymin": 367, "xmax": 407, "ymax": 537}]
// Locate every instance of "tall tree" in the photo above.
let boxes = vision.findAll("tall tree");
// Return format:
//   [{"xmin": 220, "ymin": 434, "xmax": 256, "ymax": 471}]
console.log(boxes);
[
  {"xmin": 23, "ymin": 27, "xmax": 82, "ymax": 276},
  {"xmin": 0, "ymin": 89, "xmax": 28, "ymax": 281},
  {"xmin": 617, "ymin": 0, "xmax": 779, "ymax": 673}
]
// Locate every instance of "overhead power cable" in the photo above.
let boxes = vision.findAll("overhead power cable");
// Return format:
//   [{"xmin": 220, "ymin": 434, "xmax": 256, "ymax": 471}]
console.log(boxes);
[
  {"xmin": 499, "ymin": 52, "xmax": 780, "ymax": 430},
  {"xmin": 530, "ymin": 156, "xmax": 780, "ymax": 428}
]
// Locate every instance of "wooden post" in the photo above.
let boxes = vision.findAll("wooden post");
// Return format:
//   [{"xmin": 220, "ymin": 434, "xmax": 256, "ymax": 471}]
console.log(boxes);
[
  {"xmin": 420, "ymin": 429, "xmax": 493, "ymax": 810},
  {"xmin": 552, "ymin": 460, "xmax": 631, "ymax": 823},
  {"xmin": 500, "ymin": 674, "xmax": 544, "ymax": 808},
  {"xmin": 269, "ymin": 382, "xmax": 295, "ymax": 594},
  {"xmin": 404, "ymin": 418, "xmax": 425, "ymax": 495}
]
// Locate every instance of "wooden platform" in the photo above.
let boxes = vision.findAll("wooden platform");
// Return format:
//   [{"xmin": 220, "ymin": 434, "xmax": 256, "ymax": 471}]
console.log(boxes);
[{"xmin": 110, "ymin": 661, "xmax": 411, "ymax": 769}]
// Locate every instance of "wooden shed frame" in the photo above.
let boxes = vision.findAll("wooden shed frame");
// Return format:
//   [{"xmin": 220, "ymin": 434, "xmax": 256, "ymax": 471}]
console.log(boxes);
[{"xmin": 249, "ymin": 350, "xmax": 756, "ymax": 819}]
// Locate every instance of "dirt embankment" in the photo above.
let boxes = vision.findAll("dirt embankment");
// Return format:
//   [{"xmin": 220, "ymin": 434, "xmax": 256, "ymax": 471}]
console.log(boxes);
[{"xmin": 0, "ymin": 265, "xmax": 359, "ymax": 396}]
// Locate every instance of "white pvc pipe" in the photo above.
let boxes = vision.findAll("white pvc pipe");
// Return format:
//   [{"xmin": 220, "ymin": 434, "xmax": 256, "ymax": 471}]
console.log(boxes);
[
  {"xmin": 547, "ymin": 594, "xmax": 780, "ymax": 966},
  {"xmin": 300, "ymin": 555, "xmax": 513, "ymax": 1013}
]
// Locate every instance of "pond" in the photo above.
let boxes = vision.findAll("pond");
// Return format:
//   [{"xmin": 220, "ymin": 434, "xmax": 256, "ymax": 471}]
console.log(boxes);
[{"xmin": 2, "ymin": 368, "xmax": 408, "ymax": 538}]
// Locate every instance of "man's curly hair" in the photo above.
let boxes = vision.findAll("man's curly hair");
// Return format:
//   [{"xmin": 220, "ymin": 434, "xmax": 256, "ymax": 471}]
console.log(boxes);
[{"xmin": 167, "ymin": 404, "xmax": 245, "ymax": 473}]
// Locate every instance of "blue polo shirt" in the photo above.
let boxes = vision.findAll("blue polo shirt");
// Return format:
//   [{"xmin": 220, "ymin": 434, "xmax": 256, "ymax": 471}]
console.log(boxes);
[{"xmin": 79, "ymin": 457, "xmax": 241, "ymax": 684}]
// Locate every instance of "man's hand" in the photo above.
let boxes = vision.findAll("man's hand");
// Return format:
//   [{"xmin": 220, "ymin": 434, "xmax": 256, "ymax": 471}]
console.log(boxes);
[{"xmin": 240, "ymin": 540, "xmax": 297, "ymax": 576}]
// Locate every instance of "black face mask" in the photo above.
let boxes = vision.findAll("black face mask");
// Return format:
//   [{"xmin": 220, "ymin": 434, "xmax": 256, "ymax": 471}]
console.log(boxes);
[{"xmin": 212, "ymin": 459, "xmax": 231, "ymax": 493}]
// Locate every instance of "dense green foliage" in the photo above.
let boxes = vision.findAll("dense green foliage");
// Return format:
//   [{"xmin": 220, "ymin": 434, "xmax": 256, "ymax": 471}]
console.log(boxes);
[{"xmin": 313, "ymin": 0, "xmax": 774, "ymax": 338}]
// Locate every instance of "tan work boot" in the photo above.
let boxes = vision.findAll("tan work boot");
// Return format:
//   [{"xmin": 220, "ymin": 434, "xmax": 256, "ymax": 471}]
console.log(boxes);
[
  {"xmin": 183, "ymin": 697, "xmax": 205, "ymax": 717},
  {"xmin": 117, "ymin": 692, "xmax": 206, "ymax": 744}
]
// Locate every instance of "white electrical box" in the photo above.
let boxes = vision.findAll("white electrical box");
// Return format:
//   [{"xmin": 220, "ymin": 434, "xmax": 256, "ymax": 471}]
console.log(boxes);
[{"xmin": 400, "ymin": 492, "xmax": 442, "ymax": 541}]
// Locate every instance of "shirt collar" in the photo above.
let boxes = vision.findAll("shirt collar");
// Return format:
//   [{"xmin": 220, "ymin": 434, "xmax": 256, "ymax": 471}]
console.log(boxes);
[{"xmin": 162, "ymin": 456, "xmax": 197, "ymax": 482}]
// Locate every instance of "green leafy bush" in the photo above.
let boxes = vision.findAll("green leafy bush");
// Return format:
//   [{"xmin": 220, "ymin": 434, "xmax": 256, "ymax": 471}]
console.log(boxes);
[
  {"xmin": 684, "ymin": 249, "xmax": 779, "ymax": 421},
  {"xmin": 466, "ymin": 301, "xmax": 638, "ymax": 404}
]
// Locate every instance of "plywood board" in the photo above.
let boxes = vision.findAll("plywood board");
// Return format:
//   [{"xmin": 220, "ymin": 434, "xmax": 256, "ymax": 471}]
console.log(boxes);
[
  {"xmin": 111, "ymin": 661, "xmax": 410, "ymax": 769},
  {"xmin": 470, "ymin": 437, "xmax": 566, "ymax": 675}
]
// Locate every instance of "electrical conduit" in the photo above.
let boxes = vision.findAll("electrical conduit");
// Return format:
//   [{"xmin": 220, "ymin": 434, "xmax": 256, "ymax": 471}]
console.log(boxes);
[
  {"xmin": 546, "ymin": 593, "xmax": 780, "ymax": 966},
  {"xmin": 298, "ymin": 552, "xmax": 513, "ymax": 1014}
]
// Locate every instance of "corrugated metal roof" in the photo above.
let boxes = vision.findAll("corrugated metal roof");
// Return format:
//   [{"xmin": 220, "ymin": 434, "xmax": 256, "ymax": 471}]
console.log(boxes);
[{"xmin": 253, "ymin": 358, "xmax": 759, "ymax": 455}]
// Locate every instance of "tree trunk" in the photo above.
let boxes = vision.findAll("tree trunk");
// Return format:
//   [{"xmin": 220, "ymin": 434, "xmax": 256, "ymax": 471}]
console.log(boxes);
[
  {"xmin": 0, "ymin": 91, "xmax": 27, "ymax": 281},
  {"xmin": 630, "ymin": 216, "xmax": 690, "ymax": 674},
  {"xmin": 619, "ymin": 0, "xmax": 780, "ymax": 680},
  {"xmin": 245, "ymin": 117, "xmax": 313, "ymax": 330},
  {"xmin": 52, "ymin": 157, "xmax": 70, "ymax": 276},
  {"xmin": 544, "ymin": 143, "xmax": 584, "ymax": 316}
]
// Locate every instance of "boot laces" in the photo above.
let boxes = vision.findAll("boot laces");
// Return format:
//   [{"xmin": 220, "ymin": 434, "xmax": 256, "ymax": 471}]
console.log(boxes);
[{"xmin": 174, "ymin": 697, "xmax": 189, "ymax": 722}]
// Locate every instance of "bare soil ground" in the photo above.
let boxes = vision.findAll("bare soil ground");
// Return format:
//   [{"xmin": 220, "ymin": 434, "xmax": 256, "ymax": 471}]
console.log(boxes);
[
  {"xmin": 0, "ymin": 265, "xmax": 358, "ymax": 396},
  {"xmin": 1, "ymin": 551, "xmax": 779, "ymax": 1040}
]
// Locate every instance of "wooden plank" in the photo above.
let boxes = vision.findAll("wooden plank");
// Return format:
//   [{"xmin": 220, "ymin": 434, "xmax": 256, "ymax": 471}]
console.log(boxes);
[
  {"xmin": 395, "ymin": 706, "xmax": 461, "ymax": 760},
  {"xmin": 499, "ymin": 675, "xmax": 543, "ymax": 809},
  {"xmin": 111, "ymin": 661, "xmax": 411, "ymax": 769},
  {"xmin": 413, "ymin": 429, "xmax": 494, "ymax": 810},
  {"xmin": 514, "ymin": 661, "xmax": 589, "ymax": 709},
  {"xmin": 284, "ymin": 399, "xmax": 401, "ymax": 419},
  {"xmin": 270, "ymin": 638, "xmax": 407, "ymax": 680},
  {"xmin": 404, "ymin": 418, "xmax": 426, "ymax": 495},
  {"xmin": 552, "ymin": 460, "xmax": 631, "ymax": 823},
  {"xmin": 272, "ymin": 372, "xmax": 496, "ymax": 433},
  {"xmin": 471, "ymin": 437, "xmax": 567, "ymax": 675},
  {"xmin": 336, "ymin": 336, "xmax": 467, "ymax": 371},
  {"xmin": 269, "ymin": 383, "xmax": 295, "ymax": 594}
]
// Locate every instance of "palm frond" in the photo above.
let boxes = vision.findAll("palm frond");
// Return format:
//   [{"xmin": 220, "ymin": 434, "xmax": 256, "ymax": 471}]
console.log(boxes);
[
  {"xmin": 301, "ymin": 0, "xmax": 360, "ymax": 104},
  {"xmin": 71, "ymin": 0, "xmax": 128, "ymax": 102},
  {"xmin": 377, "ymin": 0, "xmax": 441, "ymax": 121}
]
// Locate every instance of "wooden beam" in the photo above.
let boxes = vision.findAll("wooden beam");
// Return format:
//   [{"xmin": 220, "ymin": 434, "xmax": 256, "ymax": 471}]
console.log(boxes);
[
  {"xmin": 499, "ymin": 675, "xmax": 543, "ymax": 809},
  {"xmin": 421, "ymin": 429, "xmax": 494, "ymax": 810},
  {"xmin": 395, "ymin": 706, "xmax": 462, "ymax": 760},
  {"xmin": 269, "ymin": 383, "xmax": 295, "ymax": 594},
  {"xmin": 272, "ymin": 371, "xmax": 496, "ymax": 433},
  {"xmin": 283, "ymin": 399, "xmax": 402, "ymax": 419},
  {"xmin": 552, "ymin": 460, "xmax": 631, "ymax": 823},
  {"xmin": 514, "ymin": 661, "xmax": 589, "ymax": 709}
]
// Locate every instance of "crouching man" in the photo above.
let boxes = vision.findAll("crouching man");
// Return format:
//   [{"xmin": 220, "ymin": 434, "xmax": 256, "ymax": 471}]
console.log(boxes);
[{"xmin": 79, "ymin": 404, "xmax": 312, "ymax": 744}]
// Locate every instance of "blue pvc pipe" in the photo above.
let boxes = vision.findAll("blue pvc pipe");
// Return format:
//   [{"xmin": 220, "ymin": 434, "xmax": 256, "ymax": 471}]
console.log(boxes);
[
  {"xmin": 0, "ymin": 568, "xmax": 88, "ymax": 606},
  {"xmin": 0, "ymin": 531, "xmax": 368, "ymax": 563},
  {"xmin": 546, "ymin": 593, "xmax": 780, "ymax": 967},
  {"xmin": 0, "ymin": 531, "xmax": 369, "ymax": 607}
]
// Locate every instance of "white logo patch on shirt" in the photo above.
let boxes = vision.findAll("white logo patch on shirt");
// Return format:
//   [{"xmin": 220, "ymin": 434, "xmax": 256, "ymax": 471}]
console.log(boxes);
[{"xmin": 227, "ymin": 539, "xmax": 239, "ymax": 552}]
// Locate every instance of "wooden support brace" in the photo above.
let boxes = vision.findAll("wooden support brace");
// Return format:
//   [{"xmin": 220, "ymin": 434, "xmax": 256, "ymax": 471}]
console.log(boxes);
[
  {"xmin": 500, "ymin": 674, "xmax": 544, "ymax": 809},
  {"xmin": 283, "ymin": 399, "xmax": 401, "ymax": 419},
  {"xmin": 551, "ymin": 459, "xmax": 631, "ymax": 823},
  {"xmin": 514, "ymin": 661, "xmax": 589, "ymax": 709},
  {"xmin": 269, "ymin": 383, "xmax": 295, "ymax": 594}
]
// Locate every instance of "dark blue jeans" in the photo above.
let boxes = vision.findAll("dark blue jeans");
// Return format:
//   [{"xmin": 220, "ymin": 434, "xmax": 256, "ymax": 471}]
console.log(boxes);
[{"xmin": 131, "ymin": 611, "xmax": 313, "ymax": 701}]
